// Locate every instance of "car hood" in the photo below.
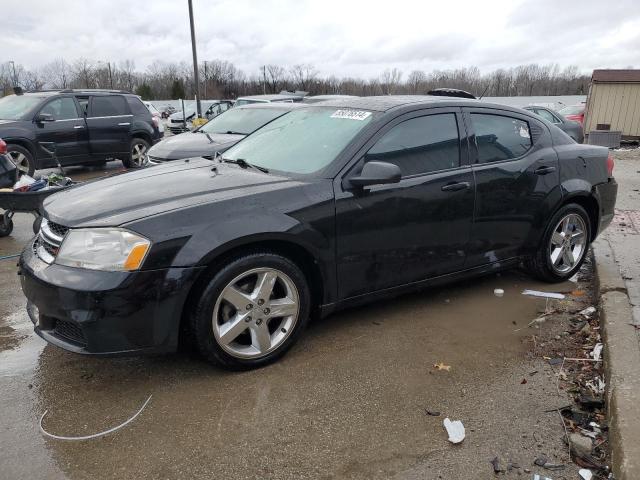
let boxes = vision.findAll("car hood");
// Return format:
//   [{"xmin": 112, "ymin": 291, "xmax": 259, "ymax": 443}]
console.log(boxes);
[
  {"xmin": 148, "ymin": 132, "xmax": 244, "ymax": 160},
  {"xmin": 44, "ymin": 159, "xmax": 296, "ymax": 228}
]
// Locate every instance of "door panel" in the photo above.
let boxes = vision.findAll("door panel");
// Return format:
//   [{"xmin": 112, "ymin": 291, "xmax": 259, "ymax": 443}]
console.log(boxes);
[
  {"xmin": 34, "ymin": 97, "xmax": 89, "ymax": 165},
  {"xmin": 334, "ymin": 108, "xmax": 474, "ymax": 299},
  {"xmin": 464, "ymin": 108, "xmax": 562, "ymax": 267},
  {"xmin": 85, "ymin": 95, "xmax": 132, "ymax": 156}
]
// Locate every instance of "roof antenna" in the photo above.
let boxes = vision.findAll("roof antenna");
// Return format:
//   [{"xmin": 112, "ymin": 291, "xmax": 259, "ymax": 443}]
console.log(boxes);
[{"xmin": 478, "ymin": 82, "xmax": 491, "ymax": 100}]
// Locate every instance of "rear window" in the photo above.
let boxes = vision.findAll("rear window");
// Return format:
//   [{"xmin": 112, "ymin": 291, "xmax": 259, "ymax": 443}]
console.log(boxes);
[
  {"xmin": 90, "ymin": 95, "xmax": 129, "ymax": 117},
  {"xmin": 126, "ymin": 96, "xmax": 150, "ymax": 116},
  {"xmin": 471, "ymin": 113, "xmax": 532, "ymax": 163}
]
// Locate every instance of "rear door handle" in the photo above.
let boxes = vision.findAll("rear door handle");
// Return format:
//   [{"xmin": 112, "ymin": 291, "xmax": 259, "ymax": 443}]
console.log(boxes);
[
  {"xmin": 118, "ymin": 122, "xmax": 131, "ymax": 126},
  {"xmin": 441, "ymin": 181, "xmax": 471, "ymax": 192},
  {"xmin": 534, "ymin": 166, "xmax": 556, "ymax": 175},
  {"xmin": 73, "ymin": 125, "xmax": 84, "ymax": 129}
]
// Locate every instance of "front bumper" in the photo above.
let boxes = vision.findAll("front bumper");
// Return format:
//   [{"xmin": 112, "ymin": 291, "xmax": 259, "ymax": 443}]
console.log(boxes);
[
  {"xmin": 19, "ymin": 240, "xmax": 204, "ymax": 356},
  {"xmin": 594, "ymin": 178, "xmax": 618, "ymax": 236}
]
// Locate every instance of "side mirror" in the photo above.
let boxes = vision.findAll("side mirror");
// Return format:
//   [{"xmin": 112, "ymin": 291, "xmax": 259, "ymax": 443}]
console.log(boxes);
[
  {"xmin": 35, "ymin": 113, "xmax": 55, "ymax": 123},
  {"xmin": 349, "ymin": 161, "xmax": 401, "ymax": 188}
]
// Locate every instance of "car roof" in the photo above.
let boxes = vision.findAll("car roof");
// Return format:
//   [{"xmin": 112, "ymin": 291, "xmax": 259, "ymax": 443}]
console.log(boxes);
[
  {"xmin": 236, "ymin": 94, "xmax": 302, "ymax": 101},
  {"xmin": 309, "ymin": 95, "xmax": 479, "ymax": 112},
  {"xmin": 235, "ymin": 102, "xmax": 308, "ymax": 111}
]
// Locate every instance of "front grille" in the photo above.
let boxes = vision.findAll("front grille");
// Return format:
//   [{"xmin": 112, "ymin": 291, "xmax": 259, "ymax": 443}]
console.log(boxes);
[
  {"xmin": 34, "ymin": 218, "xmax": 67, "ymax": 264},
  {"xmin": 46, "ymin": 221, "xmax": 69, "ymax": 238},
  {"xmin": 54, "ymin": 319, "xmax": 87, "ymax": 345}
]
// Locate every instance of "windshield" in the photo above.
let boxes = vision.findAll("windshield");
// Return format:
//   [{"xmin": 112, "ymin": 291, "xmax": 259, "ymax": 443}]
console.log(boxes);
[
  {"xmin": 222, "ymin": 107, "xmax": 374, "ymax": 174},
  {"xmin": 0, "ymin": 95, "xmax": 44, "ymax": 120},
  {"xmin": 199, "ymin": 108, "xmax": 288, "ymax": 135},
  {"xmin": 559, "ymin": 105, "xmax": 584, "ymax": 115}
]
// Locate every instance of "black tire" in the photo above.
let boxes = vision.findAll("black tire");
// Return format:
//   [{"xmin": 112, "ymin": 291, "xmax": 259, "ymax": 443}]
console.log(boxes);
[
  {"xmin": 189, "ymin": 251, "xmax": 311, "ymax": 370},
  {"xmin": 122, "ymin": 138, "xmax": 150, "ymax": 169},
  {"xmin": 32, "ymin": 216, "xmax": 42, "ymax": 234},
  {"xmin": 0, "ymin": 214, "xmax": 14, "ymax": 237},
  {"xmin": 526, "ymin": 203, "xmax": 591, "ymax": 282},
  {"xmin": 6, "ymin": 144, "xmax": 35, "ymax": 177}
]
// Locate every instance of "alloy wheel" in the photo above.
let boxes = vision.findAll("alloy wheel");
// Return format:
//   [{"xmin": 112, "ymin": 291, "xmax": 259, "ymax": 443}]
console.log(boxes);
[
  {"xmin": 212, "ymin": 267, "xmax": 300, "ymax": 359},
  {"xmin": 548, "ymin": 213, "xmax": 587, "ymax": 274},
  {"xmin": 131, "ymin": 143, "xmax": 148, "ymax": 166},
  {"xmin": 9, "ymin": 151, "xmax": 30, "ymax": 175}
]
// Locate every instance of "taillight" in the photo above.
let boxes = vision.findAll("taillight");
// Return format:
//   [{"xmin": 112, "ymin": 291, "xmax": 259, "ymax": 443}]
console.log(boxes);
[
  {"xmin": 152, "ymin": 116, "xmax": 159, "ymax": 128},
  {"xmin": 0, "ymin": 139, "xmax": 6, "ymax": 155},
  {"xmin": 606, "ymin": 152, "xmax": 614, "ymax": 177}
]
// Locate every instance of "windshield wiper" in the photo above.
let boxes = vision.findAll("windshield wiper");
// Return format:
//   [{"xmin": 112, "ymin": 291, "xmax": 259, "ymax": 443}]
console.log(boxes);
[
  {"xmin": 221, "ymin": 130, "xmax": 246, "ymax": 135},
  {"xmin": 222, "ymin": 158, "xmax": 269, "ymax": 174}
]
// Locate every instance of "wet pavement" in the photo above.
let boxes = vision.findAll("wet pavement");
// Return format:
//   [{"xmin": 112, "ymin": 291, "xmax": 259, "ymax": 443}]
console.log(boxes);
[{"xmin": 1, "ymin": 161, "xmax": 589, "ymax": 479}]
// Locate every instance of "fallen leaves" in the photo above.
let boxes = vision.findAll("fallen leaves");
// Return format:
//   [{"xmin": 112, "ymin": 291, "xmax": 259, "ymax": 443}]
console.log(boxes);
[{"xmin": 433, "ymin": 362, "xmax": 451, "ymax": 372}]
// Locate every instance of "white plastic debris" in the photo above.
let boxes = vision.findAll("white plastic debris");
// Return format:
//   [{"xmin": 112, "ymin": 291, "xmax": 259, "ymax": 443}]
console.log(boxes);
[
  {"xmin": 532, "ymin": 474, "xmax": 553, "ymax": 480},
  {"xmin": 39, "ymin": 395, "xmax": 152, "ymax": 441},
  {"xmin": 522, "ymin": 289, "xmax": 565, "ymax": 300},
  {"xmin": 569, "ymin": 273, "xmax": 579, "ymax": 283},
  {"xmin": 443, "ymin": 418, "xmax": 465, "ymax": 444},
  {"xmin": 591, "ymin": 343, "xmax": 603, "ymax": 361},
  {"xmin": 494, "ymin": 288, "xmax": 504, "ymax": 297},
  {"xmin": 579, "ymin": 468, "xmax": 593, "ymax": 480},
  {"xmin": 586, "ymin": 377, "xmax": 605, "ymax": 395},
  {"xmin": 579, "ymin": 306, "xmax": 596, "ymax": 317}
]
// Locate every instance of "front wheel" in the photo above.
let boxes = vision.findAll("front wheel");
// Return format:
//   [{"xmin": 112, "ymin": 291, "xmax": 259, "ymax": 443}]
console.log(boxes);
[
  {"xmin": 526, "ymin": 204, "xmax": 591, "ymax": 282},
  {"xmin": 189, "ymin": 252, "xmax": 311, "ymax": 370},
  {"xmin": 0, "ymin": 214, "xmax": 14, "ymax": 237},
  {"xmin": 122, "ymin": 138, "xmax": 150, "ymax": 169},
  {"xmin": 7, "ymin": 144, "xmax": 35, "ymax": 177}
]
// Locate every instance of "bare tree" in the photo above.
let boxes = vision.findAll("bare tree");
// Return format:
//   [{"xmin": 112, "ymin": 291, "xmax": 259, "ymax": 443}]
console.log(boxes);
[
  {"xmin": 380, "ymin": 68, "xmax": 402, "ymax": 95},
  {"xmin": 265, "ymin": 64, "xmax": 287, "ymax": 93},
  {"xmin": 290, "ymin": 64, "xmax": 318, "ymax": 91}
]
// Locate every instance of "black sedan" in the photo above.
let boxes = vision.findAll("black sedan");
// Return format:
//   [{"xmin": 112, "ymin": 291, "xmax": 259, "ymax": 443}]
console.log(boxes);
[
  {"xmin": 523, "ymin": 105, "xmax": 584, "ymax": 143},
  {"xmin": 20, "ymin": 96, "xmax": 617, "ymax": 370},
  {"xmin": 146, "ymin": 103, "xmax": 306, "ymax": 163}
]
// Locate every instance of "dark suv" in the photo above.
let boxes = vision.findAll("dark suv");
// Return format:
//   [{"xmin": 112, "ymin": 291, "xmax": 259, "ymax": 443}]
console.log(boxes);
[{"xmin": 0, "ymin": 89, "xmax": 160, "ymax": 175}]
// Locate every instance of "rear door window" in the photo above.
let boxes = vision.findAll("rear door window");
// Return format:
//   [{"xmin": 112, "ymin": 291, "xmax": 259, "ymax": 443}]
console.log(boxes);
[
  {"xmin": 470, "ymin": 113, "xmax": 532, "ymax": 163},
  {"xmin": 365, "ymin": 113, "xmax": 460, "ymax": 177},
  {"xmin": 89, "ymin": 95, "xmax": 129, "ymax": 117},
  {"xmin": 533, "ymin": 108, "xmax": 560, "ymax": 124}
]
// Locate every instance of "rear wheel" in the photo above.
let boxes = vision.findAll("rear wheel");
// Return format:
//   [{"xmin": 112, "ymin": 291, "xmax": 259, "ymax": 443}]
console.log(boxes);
[
  {"xmin": 123, "ymin": 138, "xmax": 149, "ymax": 169},
  {"xmin": 7, "ymin": 144, "xmax": 35, "ymax": 177},
  {"xmin": 0, "ymin": 214, "xmax": 14, "ymax": 237},
  {"xmin": 527, "ymin": 204, "xmax": 591, "ymax": 282},
  {"xmin": 189, "ymin": 252, "xmax": 311, "ymax": 370}
]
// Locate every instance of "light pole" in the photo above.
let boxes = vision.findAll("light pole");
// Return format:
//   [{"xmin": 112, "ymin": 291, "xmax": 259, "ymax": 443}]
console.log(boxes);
[
  {"xmin": 8, "ymin": 61, "xmax": 18, "ymax": 86},
  {"xmin": 188, "ymin": 0, "xmax": 202, "ymax": 118}
]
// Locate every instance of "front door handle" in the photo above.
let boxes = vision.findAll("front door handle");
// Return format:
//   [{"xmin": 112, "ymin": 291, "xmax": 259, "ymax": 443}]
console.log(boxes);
[
  {"xmin": 441, "ymin": 181, "xmax": 471, "ymax": 192},
  {"xmin": 534, "ymin": 166, "xmax": 556, "ymax": 175},
  {"xmin": 73, "ymin": 125, "xmax": 85, "ymax": 129},
  {"xmin": 118, "ymin": 122, "xmax": 131, "ymax": 126}
]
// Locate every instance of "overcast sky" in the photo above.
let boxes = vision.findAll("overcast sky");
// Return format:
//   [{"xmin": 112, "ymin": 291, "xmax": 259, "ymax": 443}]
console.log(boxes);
[{"xmin": 5, "ymin": 0, "xmax": 640, "ymax": 78}]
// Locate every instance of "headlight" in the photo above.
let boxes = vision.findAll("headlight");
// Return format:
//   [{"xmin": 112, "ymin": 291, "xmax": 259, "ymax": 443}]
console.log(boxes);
[{"xmin": 55, "ymin": 229, "xmax": 151, "ymax": 272}]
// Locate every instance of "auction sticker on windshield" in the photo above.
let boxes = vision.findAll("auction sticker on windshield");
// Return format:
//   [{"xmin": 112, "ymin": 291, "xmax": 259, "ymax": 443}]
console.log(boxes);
[{"xmin": 330, "ymin": 110, "xmax": 372, "ymax": 121}]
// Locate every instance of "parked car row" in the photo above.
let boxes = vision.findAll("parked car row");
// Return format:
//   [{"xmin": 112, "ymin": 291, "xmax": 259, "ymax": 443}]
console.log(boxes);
[
  {"xmin": 0, "ymin": 89, "xmax": 162, "ymax": 174},
  {"xmin": 18, "ymin": 92, "xmax": 617, "ymax": 371}
]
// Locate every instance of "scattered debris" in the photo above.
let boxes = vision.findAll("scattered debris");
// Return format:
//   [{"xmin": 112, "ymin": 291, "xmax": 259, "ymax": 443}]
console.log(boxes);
[
  {"xmin": 569, "ymin": 273, "xmax": 579, "ymax": 283},
  {"xmin": 571, "ymin": 289, "xmax": 586, "ymax": 296},
  {"xmin": 443, "ymin": 418, "xmax": 465, "ymax": 444},
  {"xmin": 579, "ymin": 306, "xmax": 596, "ymax": 318},
  {"xmin": 590, "ymin": 343, "xmax": 603, "ymax": 361},
  {"xmin": 568, "ymin": 433, "xmax": 593, "ymax": 458},
  {"xmin": 578, "ymin": 468, "xmax": 593, "ymax": 480},
  {"xmin": 547, "ymin": 357, "xmax": 563, "ymax": 366},
  {"xmin": 39, "ymin": 395, "xmax": 153, "ymax": 441},
  {"xmin": 521, "ymin": 378, "xmax": 528, "ymax": 384},
  {"xmin": 532, "ymin": 474, "xmax": 553, "ymax": 480},
  {"xmin": 425, "ymin": 409, "xmax": 440, "ymax": 417},
  {"xmin": 433, "ymin": 362, "xmax": 451, "ymax": 372},
  {"xmin": 522, "ymin": 289, "xmax": 565, "ymax": 300},
  {"xmin": 494, "ymin": 288, "xmax": 504, "ymax": 297},
  {"xmin": 577, "ymin": 395, "xmax": 604, "ymax": 409},
  {"xmin": 585, "ymin": 377, "xmax": 605, "ymax": 395},
  {"xmin": 490, "ymin": 456, "xmax": 505, "ymax": 473},
  {"xmin": 533, "ymin": 455, "xmax": 565, "ymax": 470}
]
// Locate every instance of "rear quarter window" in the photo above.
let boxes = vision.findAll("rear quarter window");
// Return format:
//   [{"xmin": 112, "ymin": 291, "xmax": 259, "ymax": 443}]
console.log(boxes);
[
  {"xmin": 126, "ymin": 97, "xmax": 151, "ymax": 116},
  {"xmin": 471, "ymin": 113, "xmax": 533, "ymax": 163}
]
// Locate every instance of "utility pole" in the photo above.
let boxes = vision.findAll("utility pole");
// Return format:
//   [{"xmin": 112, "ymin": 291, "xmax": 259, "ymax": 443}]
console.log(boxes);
[
  {"xmin": 203, "ymin": 60, "xmax": 207, "ymax": 99},
  {"xmin": 8, "ymin": 61, "xmax": 17, "ymax": 86},
  {"xmin": 188, "ymin": 0, "xmax": 202, "ymax": 118},
  {"xmin": 107, "ymin": 62, "xmax": 113, "ymax": 89},
  {"xmin": 263, "ymin": 65, "xmax": 268, "ymax": 94}
]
